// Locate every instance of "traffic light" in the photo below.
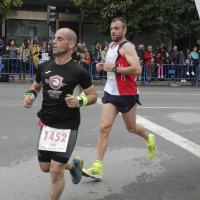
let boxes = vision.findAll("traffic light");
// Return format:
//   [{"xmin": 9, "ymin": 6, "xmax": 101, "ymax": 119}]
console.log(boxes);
[{"xmin": 47, "ymin": 5, "xmax": 56, "ymax": 24}]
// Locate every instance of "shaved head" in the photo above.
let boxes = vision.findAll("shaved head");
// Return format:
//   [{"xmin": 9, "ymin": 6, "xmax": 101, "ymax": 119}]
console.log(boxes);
[
  {"xmin": 53, "ymin": 28, "xmax": 77, "ymax": 57},
  {"xmin": 58, "ymin": 28, "xmax": 77, "ymax": 44}
]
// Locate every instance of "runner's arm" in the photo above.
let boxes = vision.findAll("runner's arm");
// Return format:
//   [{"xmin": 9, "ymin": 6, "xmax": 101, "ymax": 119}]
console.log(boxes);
[
  {"xmin": 82, "ymin": 85, "xmax": 97, "ymax": 105},
  {"xmin": 28, "ymin": 81, "xmax": 42, "ymax": 96},
  {"xmin": 117, "ymin": 43, "xmax": 141, "ymax": 76}
]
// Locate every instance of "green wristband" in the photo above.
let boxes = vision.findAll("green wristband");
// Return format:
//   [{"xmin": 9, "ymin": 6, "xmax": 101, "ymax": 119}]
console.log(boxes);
[{"xmin": 79, "ymin": 96, "xmax": 88, "ymax": 107}]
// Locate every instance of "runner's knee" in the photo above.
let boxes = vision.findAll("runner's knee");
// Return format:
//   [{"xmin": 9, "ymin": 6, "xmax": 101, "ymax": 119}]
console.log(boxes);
[
  {"xmin": 50, "ymin": 165, "xmax": 64, "ymax": 183},
  {"xmin": 100, "ymin": 123, "xmax": 112, "ymax": 135},
  {"xmin": 126, "ymin": 125, "xmax": 137, "ymax": 133}
]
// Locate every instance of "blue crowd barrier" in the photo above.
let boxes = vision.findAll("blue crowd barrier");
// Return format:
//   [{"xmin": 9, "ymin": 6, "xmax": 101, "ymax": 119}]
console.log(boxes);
[
  {"xmin": 89, "ymin": 61, "xmax": 107, "ymax": 83},
  {"xmin": 1, "ymin": 58, "xmax": 200, "ymax": 87},
  {"xmin": 144, "ymin": 63, "xmax": 198, "ymax": 86},
  {"xmin": 0, "ymin": 58, "xmax": 34, "ymax": 82}
]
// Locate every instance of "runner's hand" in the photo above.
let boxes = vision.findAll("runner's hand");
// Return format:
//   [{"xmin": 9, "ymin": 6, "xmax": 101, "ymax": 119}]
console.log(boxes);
[
  {"xmin": 103, "ymin": 62, "xmax": 115, "ymax": 72},
  {"xmin": 23, "ymin": 95, "xmax": 34, "ymax": 108},
  {"xmin": 65, "ymin": 94, "xmax": 78, "ymax": 108},
  {"xmin": 96, "ymin": 63, "xmax": 104, "ymax": 72}
]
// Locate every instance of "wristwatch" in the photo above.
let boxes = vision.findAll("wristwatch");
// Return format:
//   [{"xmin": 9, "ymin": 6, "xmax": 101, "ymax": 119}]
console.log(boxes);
[
  {"xmin": 76, "ymin": 96, "xmax": 83, "ymax": 107},
  {"xmin": 112, "ymin": 67, "xmax": 117, "ymax": 73}
]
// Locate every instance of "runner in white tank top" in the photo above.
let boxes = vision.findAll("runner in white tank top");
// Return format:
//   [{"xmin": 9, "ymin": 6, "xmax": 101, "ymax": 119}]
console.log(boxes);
[{"xmin": 83, "ymin": 18, "xmax": 156, "ymax": 180}]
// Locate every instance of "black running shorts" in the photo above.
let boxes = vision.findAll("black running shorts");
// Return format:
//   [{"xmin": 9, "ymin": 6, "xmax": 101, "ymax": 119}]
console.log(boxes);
[
  {"xmin": 37, "ymin": 129, "xmax": 78, "ymax": 164},
  {"xmin": 102, "ymin": 92, "xmax": 141, "ymax": 113}
]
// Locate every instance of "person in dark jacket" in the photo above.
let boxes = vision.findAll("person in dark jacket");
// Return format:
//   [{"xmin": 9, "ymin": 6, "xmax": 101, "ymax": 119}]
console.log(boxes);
[
  {"xmin": 169, "ymin": 46, "xmax": 180, "ymax": 64},
  {"xmin": 136, "ymin": 44, "xmax": 144, "ymax": 80},
  {"xmin": 0, "ymin": 37, "xmax": 5, "ymax": 74},
  {"xmin": 91, "ymin": 41, "xmax": 101, "ymax": 78},
  {"xmin": 5, "ymin": 39, "xmax": 19, "ymax": 80}
]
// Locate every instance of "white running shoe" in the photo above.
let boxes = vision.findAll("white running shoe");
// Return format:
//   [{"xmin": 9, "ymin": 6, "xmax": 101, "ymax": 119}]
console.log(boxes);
[
  {"xmin": 186, "ymin": 72, "xmax": 189, "ymax": 76},
  {"xmin": 181, "ymin": 79, "xmax": 184, "ymax": 83},
  {"xmin": 191, "ymin": 71, "xmax": 195, "ymax": 75}
]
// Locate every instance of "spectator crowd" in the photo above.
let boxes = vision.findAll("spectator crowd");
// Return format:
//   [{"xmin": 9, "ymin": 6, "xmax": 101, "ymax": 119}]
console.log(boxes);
[
  {"xmin": 1, "ymin": 35, "xmax": 199, "ymax": 83},
  {"xmin": 136, "ymin": 44, "xmax": 200, "ymax": 83}
]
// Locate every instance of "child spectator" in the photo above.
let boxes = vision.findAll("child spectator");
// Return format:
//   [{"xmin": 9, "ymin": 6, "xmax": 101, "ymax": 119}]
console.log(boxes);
[
  {"xmin": 181, "ymin": 48, "xmax": 194, "ymax": 82},
  {"xmin": 190, "ymin": 46, "xmax": 199, "ymax": 66},
  {"xmin": 157, "ymin": 48, "xmax": 168, "ymax": 81}
]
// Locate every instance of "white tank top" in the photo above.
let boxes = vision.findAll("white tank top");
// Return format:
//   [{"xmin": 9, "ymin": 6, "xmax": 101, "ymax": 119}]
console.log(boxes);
[{"xmin": 104, "ymin": 44, "xmax": 119, "ymax": 95}]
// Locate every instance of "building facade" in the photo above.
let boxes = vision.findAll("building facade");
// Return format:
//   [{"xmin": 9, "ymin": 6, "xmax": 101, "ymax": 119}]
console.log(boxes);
[{"xmin": 1, "ymin": 0, "xmax": 175, "ymax": 52}]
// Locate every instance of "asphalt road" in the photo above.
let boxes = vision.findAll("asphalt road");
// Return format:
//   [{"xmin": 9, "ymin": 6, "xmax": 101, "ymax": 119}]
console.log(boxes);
[{"xmin": 0, "ymin": 83, "xmax": 200, "ymax": 200}]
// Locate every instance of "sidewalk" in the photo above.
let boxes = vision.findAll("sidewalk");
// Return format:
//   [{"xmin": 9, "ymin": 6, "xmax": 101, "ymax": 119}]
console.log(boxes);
[{"xmin": 93, "ymin": 79, "xmax": 196, "ymax": 87}]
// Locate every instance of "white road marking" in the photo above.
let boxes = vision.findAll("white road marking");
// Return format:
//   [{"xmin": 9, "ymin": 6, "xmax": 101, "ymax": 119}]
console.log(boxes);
[
  {"xmin": 97, "ymin": 91, "xmax": 200, "ymax": 96},
  {"xmin": 138, "ymin": 107, "xmax": 200, "ymax": 109},
  {"xmin": 97, "ymin": 97, "xmax": 200, "ymax": 158}
]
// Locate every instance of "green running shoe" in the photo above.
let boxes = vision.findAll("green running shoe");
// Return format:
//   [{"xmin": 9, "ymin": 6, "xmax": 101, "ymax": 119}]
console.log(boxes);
[
  {"xmin": 146, "ymin": 134, "xmax": 156, "ymax": 159},
  {"xmin": 82, "ymin": 162, "xmax": 102, "ymax": 180}
]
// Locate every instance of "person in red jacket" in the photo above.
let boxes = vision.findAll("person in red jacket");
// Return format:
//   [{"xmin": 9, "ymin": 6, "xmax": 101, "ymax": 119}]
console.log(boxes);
[
  {"xmin": 157, "ymin": 48, "xmax": 169, "ymax": 81},
  {"xmin": 144, "ymin": 46, "xmax": 156, "ymax": 81}
]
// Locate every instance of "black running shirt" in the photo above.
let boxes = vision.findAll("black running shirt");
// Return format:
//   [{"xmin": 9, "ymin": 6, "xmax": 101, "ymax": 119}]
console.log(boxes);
[{"xmin": 35, "ymin": 59, "xmax": 92, "ymax": 129}]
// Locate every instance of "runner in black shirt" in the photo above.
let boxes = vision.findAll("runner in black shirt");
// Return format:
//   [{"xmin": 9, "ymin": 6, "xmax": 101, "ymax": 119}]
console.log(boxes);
[{"xmin": 23, "ymin": 28, "xmax": 97, "ymax": 200}]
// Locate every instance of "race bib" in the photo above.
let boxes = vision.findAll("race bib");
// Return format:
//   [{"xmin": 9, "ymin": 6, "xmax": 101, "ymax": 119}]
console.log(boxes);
[
  {"xmin": 38, "ymin": 126, "xmax": 71, "ymax": 152},
  {"xmin": 107, "ymin": 72, "xmax": 116, "ymax": 80}
]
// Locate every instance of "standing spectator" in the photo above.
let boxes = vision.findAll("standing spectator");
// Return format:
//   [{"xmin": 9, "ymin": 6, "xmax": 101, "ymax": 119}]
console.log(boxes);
[
  {"xmin": 144, "ymin": 45, "xmax": 156, "ymax": 81},
  {"xmin": 72, "ymin": 48, "xmax": 81, "ymax": 64},
  {"xmin": 182, "ymin": 48, "xmax": 194, "ymax": 76},
  {"xmin": 136, "ymin": 44, "xmax": 144, "ymax": 63},
  {"xmin": 31, "ymin": 40, "xmax": 41, "ymax": 71},
  {"xmin": 99, "ymin": 44, "xmax": 103, "ymax": 52},
  {"xmin": 136, "ymin": 44, "xmax": 144, "ymax": 80},
  {"xmin": 157, "ymin": 48, "xmax": 168, "ymax": 81},
  {"xmin": 0, "ymin": 37, "xmax": 5, "ymax": 75},
  {"xmin": 92, "ymin": 41, "xmax": 101, "ymax": 78},
  {"xmin": 190, "ymin": 46, "xmax": 199, "ymax": 66},
  {"xmin": 6, "ymin": 39, "xmax": 19, "ymax": 80},
  {"xmin": 18, "ymin": 42, "xmax": 30, "ymax": 81},
  {"xmin": 101, "ymin": 45, "xmax": 108, "ymax": 63},
  {"xmin": 169, "ymin": 46, "xmax": 181, "ymax": 79},
  {"xmin": 79, "ymin": 43, "xmax": 89, "ymax": 68},
  {"xmin": 169, "ymin": 46, "xmax": 180, "ymax": 65}
]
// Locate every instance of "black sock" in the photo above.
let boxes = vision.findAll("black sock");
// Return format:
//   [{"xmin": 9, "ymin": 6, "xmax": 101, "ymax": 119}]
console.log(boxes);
[{"xmin": 71, "ymin": 161, "xmax": 77, "ymax": 171}]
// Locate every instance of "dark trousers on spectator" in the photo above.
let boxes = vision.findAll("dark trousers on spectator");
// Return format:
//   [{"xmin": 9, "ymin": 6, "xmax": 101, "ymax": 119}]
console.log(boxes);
[{"xmin": 181, "ymin": 65, "xmax": 186, "ymax": 79}]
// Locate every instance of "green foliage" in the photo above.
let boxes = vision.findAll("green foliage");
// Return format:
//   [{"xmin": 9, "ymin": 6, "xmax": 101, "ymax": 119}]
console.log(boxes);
[
  {"xmin": 72, "ymin": 0, "xmax": 200, "ymax": 42},
  {"xmin": 0, "ymin": 0, "xmax": 23, "ymax": 23}
]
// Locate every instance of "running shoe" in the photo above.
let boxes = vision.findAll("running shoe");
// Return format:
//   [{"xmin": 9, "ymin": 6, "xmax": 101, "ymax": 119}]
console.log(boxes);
[
  {"xmin": 191, "ymin": 71, "xmax": 195, "ymax": 76},
  {"xmin": 70, "ymin": 156, "xmax": 84, "ymax": 184},
  {"xmin": 82, "ymin": 162, "xmax": 102, "ymax": 180},
  {"xmin": 146, "ymin": 134, "xmax": 156, "ymax": 159},
  {"xmin": 186, "ymin": 72, "xmax": 190, "ymax": 76}
]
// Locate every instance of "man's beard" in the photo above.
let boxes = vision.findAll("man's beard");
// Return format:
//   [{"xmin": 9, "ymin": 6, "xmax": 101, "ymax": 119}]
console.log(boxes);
[
  {"xmin": 112, "ymin": 34, "xmax": 123, "ymax": 42},
  {"xmin": 53, "ymin": 48, "xmax": 70, "ymax": 57}
]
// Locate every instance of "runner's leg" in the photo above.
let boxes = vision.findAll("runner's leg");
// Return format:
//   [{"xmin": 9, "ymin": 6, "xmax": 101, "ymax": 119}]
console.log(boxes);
[
  {"xmin": 82, "ymin": 103, "xmax": 119, "ymax": 179},
  {"xmin": 49, "ymin": 160, "xmax": 66, "ymax": 200},
  {"xmin": 122, "ymin": 105, "xmax": 148, "ymax": 140},
  {"xmin": 96, "ymin": 103, "xmax": 119, "ymax": 161},
  {"xmin": 39, "ymin": 162, "xmax": 51, "ymax": 172},
  {"xmin": 122, "ymin": 105, "xmax": 156, "ymax": 158}
]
